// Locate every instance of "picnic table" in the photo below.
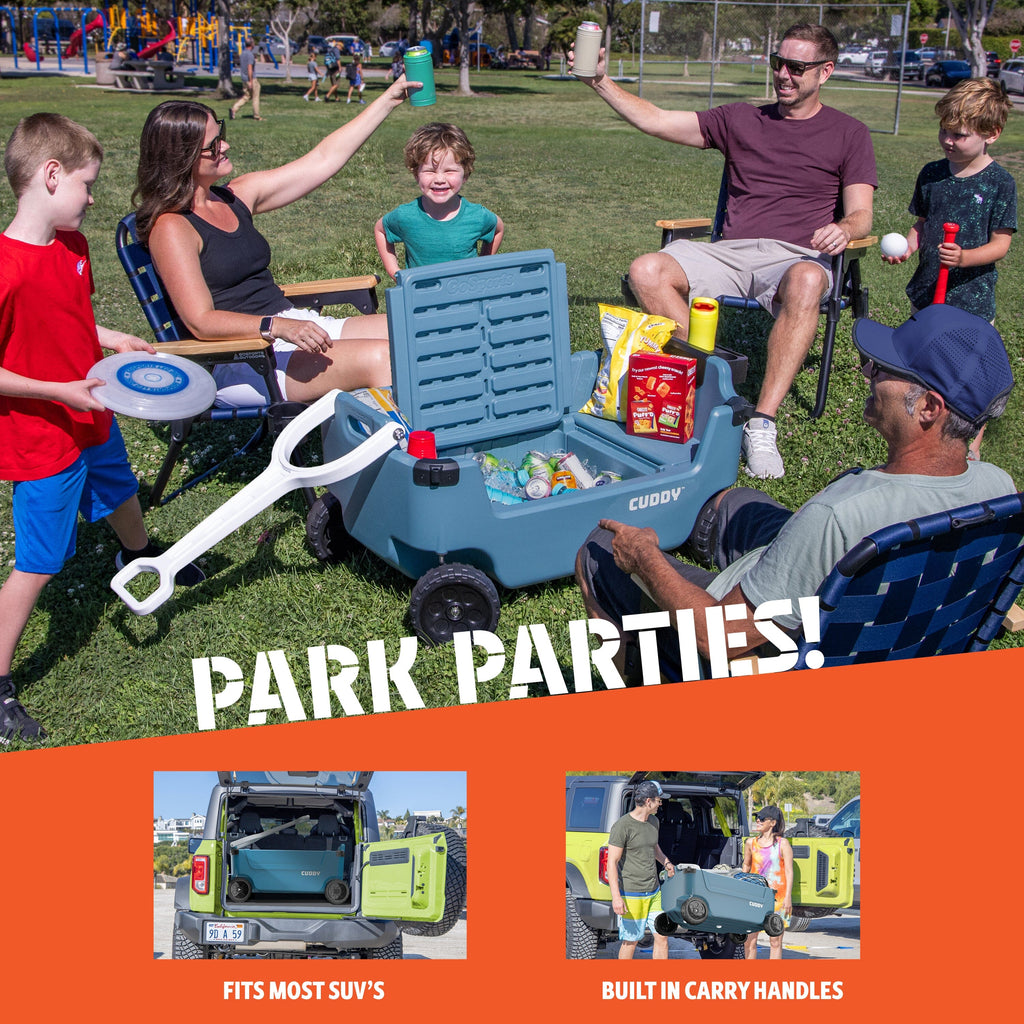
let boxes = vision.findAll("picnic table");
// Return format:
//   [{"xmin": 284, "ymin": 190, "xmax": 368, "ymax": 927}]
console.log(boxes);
[{"xmin": 111, "ymin": 59, "xmax": 189, "ymax": 91}]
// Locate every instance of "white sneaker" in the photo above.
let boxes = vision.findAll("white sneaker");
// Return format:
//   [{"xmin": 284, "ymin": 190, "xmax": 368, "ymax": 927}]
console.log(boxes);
[
  {"xmin": 314, "ymin": 97, "xmax": 322, "ymax": 102},
  {"xmin": 303, "ymin": 95, "xmax": 310, "ymax": 101},
  {"xmin": 742, "ymin": 417, "xmax": 784, "ymax": 479}
]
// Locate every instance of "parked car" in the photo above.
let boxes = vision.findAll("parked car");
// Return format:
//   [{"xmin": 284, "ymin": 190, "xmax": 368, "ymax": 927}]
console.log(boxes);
[
  {"xmin": 263, "ymin": 34, "xmax": 299, "ymax": 58},
  {"xmin": 824, "ymin": 796, "xmax": 860, "ymax": 907},
  {"xmin": 326, "ymin": 33, "xmax": 364, "ymax": 56},
  {"xmin": 566, "ymin": 772, "xmax": 855, "ymax": 959},
  {"xmin": 33, "ymin": 16, "xmax": 77, "ymax": 43},
  {"xmin": 886, "ymin": 49, "xmax": 926, "ymax": 80},
  {"xmin": 987, "ymin": 51, "xmax": 1002, "ymax": 77},
  {"xmin": 925, "ymin": 59, "xmax": 972, "ymax": 88},
  {"xmin": 864, "ymin": 50, "xmax": 888, "ymax": 77},
  {"xmin": 999, "ymin": 58, "xmax": 1024, "ymax": 94},
  {"xmin": 838, "ymin": 45, "xmax": 870, "ymax": 66},
  {"xmin": 379, "ymin": 40, "xmax": 402, "ymax": 58},
  {"xmin": 172, "ymin": 772, "xmax": 467, "ymax": 959},
  {"xmin": 305, "ymin": 35, "xmax": 327, "ymax": 55}
]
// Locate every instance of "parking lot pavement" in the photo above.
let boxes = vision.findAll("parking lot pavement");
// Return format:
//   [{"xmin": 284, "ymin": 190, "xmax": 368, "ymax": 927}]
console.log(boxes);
[
  {"xmin": 594, "ymin": 909, "xmax": 860, "ymax": 960},
  {"xmin": 153, "ymin": 887, "xmax": 466, "ymax": 959}
]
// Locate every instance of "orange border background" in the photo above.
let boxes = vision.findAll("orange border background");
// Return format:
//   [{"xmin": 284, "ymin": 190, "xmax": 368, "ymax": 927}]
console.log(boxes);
[{"xmin": 1, "ymin": 646, "xmax": 1014, "ymax": 1020}]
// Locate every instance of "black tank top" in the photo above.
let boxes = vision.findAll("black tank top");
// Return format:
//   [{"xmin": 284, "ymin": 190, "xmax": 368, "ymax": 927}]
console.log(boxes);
[{"xmin": 181, "ymin": 185, "xmax": 289, "ymax": 316}]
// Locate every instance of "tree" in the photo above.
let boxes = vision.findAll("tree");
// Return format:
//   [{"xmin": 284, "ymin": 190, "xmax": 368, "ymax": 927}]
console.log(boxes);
[
  {"xmin": 216, "ymin": 0, "xmax": 235, "ymax": 98},
  {"xmin": 252, "ymin": 0, "xmax": 317, "ymax": 82},
  {"xmin": 454, "ymin": 0, "xmax": 474, "ymax": 95},
  {"xmin": 945, "ymin": 0, "xmax": 1001, "ymax": 75}
]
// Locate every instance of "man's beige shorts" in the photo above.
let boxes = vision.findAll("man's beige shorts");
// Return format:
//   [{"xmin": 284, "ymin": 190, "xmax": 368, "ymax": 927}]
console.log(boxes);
[{"xmin": 660, "ymin": 237, "xmax": 833, "ymax": 315}]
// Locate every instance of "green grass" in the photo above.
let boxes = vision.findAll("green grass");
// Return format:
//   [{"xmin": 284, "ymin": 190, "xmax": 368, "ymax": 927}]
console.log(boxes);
[{"xmin": 1, "ymin": 68, "xmax": 1021, "ymax": 746}]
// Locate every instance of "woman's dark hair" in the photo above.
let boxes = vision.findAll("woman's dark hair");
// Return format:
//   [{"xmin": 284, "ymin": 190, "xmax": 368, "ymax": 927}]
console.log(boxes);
[
  {"xmin": 132, "ymin": 100, "xmax": 217, "ymax": 244},
  {"xmin": 756, "ymin": 805, "xmax": 785, "ymax": 838}
]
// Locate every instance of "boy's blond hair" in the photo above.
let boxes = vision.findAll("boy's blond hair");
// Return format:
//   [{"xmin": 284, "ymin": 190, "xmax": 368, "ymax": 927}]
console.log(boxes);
[
  {"xmin": 4, "ymin": 113, "xmax": 103, "ymax": 198},
  {"xmin": 404, "ymin": 123, "xmax": 476, "ymax": 178},
  {"xmin": 935, "ymin": 78, "xmax": 1011, "ymax": 138}
]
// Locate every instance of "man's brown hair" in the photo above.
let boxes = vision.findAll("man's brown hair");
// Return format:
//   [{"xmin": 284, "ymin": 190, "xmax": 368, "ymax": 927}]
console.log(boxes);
[{"xmin": 781, "ymin": 23, "xmax": 839, "ymax": 64}]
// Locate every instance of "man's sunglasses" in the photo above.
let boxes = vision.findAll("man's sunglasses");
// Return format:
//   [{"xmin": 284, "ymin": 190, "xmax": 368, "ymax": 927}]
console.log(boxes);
[
  {"xmin": 200, "ymin": 119, "xmax": 226, "ymax": 159},
  {"xmin": 769, "ymin": 53, "xmax": 831, "ymax": 76},
  {"xmin": 862, "ymin": 359, "xmax": 927, "ymax": 387}
]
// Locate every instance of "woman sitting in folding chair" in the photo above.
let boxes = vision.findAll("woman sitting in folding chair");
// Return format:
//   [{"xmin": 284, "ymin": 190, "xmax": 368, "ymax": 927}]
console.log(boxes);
[{"xmin": 132, "ymin": 77, "xmax": 415, "ymax": 407}]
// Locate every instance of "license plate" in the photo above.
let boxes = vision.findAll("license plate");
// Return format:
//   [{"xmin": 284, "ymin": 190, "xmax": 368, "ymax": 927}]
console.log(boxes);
[{"xmin": 203, "ymin": 920, "xmax": 247, "ymax": 944}]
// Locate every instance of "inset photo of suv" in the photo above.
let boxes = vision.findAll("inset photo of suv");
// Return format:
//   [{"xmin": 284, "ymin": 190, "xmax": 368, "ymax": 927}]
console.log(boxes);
[
  {"xmin": 157, "ymin": 772, "xmax": 467, "ymax": 959},
  {"xmin": 566, "ymin": 771, "xmax": 858, "ymax": 960}
]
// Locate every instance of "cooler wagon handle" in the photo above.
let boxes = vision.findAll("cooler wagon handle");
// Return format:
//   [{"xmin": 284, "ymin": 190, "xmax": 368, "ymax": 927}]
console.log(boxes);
[{"xmin": 111, "ymin": 390, "xmax": 401, "ymax": 615}]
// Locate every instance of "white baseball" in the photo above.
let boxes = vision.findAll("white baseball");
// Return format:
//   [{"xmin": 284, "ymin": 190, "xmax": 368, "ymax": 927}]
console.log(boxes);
[{"xmin": 880, "ymin": 232, "xmax": 908, "ymax": 258}]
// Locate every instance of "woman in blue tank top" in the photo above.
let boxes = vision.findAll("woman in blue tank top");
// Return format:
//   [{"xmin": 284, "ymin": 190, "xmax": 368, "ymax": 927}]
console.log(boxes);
[{"xmin": 133, "ymin": 76, "xmax": 417, "ymax": 407}]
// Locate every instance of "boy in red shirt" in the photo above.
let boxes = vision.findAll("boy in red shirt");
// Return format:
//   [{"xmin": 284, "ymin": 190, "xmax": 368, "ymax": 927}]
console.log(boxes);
[{"xmin": 0, "ymin": 114, "xmax": 203, "ymax": 744}]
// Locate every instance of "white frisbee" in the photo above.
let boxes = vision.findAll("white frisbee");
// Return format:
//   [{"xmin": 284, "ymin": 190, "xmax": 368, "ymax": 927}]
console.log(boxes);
[{"xmin": 89, "ymin": 351, "xmax": 217, "ymax": 419}]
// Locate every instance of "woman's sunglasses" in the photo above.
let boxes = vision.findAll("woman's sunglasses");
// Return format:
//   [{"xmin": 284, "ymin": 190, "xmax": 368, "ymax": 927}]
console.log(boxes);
[
  {"xmin": 769, "ymin": 53, "xmax": 831, "ymax": 76},
  {"xmin": 200, "ymin": 119, "xmax": 226, "ymax": 159}
]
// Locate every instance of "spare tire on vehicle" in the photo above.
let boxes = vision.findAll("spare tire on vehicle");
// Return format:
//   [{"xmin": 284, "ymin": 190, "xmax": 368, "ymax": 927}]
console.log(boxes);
[{"xmin": 400, "ymin": 825, "xmax": 467, "ymax": 937}]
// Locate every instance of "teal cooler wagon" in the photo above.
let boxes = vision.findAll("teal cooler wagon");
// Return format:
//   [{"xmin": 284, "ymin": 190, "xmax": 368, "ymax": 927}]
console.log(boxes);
[
  {"xmin": 654, "ymin": 864, "xmax": 785, "ymax": 938},
  {"xmin": 308, "ymin": 249, "xmax": 745, "ymax": 642},
  {"xmin": 226, "ymin": 812, "xmax": 351, "ymax": 905}
]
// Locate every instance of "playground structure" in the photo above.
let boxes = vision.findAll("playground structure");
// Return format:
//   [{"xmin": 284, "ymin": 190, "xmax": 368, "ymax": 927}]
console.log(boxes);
[{"xmin": 2, "ymin": 3, "xmax": 264, "ymax": 74}]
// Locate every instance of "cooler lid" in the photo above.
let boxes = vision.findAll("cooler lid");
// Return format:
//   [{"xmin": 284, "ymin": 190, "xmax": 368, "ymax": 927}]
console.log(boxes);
[{"xmin": 386, "ymin": 250, "xmax": 572, "ymax": 449}]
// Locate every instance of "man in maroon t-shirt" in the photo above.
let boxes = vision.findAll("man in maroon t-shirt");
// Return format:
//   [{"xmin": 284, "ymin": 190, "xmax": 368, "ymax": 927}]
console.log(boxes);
[{"xmin": 574, "ymin": 24, "xmax": 877, "ymax": 479}]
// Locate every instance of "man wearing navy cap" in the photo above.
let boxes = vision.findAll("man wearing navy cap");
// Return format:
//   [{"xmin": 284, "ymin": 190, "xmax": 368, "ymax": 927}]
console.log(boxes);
[
  {"xmin": 607, "ymin": 779, "xmax": 676, "ymax": 959},
  {"xmin": 576, "ymin": 305, "xmax": 1015, "ymax": 676}
]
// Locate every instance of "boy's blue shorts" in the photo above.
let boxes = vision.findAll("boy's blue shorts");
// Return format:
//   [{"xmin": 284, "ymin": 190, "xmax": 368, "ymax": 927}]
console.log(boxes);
[{"xmin": 12, "ymin": 421, "xmax": 138, "ymax": 575}]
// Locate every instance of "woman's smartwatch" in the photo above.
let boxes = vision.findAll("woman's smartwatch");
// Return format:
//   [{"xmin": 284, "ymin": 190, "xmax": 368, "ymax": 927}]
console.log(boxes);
[{"xmin": 259, "ymin": 316, "xmax": 275, "ymax": 342}]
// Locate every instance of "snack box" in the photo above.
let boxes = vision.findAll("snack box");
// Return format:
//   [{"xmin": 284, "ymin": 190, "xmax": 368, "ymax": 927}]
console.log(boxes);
[{"xmin": 626, "ymin": 351, "xmax": 697, "ymax": 443}]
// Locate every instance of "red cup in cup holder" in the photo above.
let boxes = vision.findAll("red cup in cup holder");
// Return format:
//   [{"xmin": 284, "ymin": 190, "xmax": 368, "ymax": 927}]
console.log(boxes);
[{"xmin": 407, "ymin": 431, "xmax": 437, "ymax": 459}]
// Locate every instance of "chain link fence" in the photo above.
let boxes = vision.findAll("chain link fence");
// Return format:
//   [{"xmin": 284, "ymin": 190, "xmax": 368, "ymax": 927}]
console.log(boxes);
[{"xmin": 615, "ymin": 1, "xmax": 913, "ymax": 133}]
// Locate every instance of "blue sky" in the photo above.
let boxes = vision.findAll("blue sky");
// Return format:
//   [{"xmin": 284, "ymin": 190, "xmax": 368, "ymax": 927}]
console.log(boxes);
[{"xmin": 153, "ymin": 772, "xmax": 467, "ymax": 820}]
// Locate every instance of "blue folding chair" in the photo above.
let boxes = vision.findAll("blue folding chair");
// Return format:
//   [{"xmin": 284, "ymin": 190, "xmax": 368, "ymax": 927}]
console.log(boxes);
[
  {"xmin": 794, "ymin": 492, "xmax": 1024, "ymax": 668},
  {"xmin": 623, "ymin": 170, "xmax": 877, "ymax": 420},
  {"xmin": 115, "ymin": 213, "xmax": 380, "ymax": 505}
]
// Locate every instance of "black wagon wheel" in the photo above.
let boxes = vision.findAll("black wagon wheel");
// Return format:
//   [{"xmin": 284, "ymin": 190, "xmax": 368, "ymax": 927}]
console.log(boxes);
[
  {"xmin": 653, "ymin": 912, "xmax": 678, "ymax": 936},
  {"xmin": 306, "ymin": 492, "xmax": 357, "ymax": 562},
  {"xmin": 408, "ymin": 563, "xmax": 500, "ymax": 644},
  {"xmin": 681, "ymin": 895, "xmax": 709, "ymax": 926}
]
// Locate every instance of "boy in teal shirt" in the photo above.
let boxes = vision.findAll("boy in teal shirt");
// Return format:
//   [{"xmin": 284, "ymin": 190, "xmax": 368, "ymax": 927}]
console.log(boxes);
[{"xmin": 375, "ymin": 123, "xmax": 504, "ymax": 279}]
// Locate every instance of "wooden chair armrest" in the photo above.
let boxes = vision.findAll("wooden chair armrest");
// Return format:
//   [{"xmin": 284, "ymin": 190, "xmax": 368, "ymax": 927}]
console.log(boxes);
[
  {"xmin": 844, "ymin": 236, "xmax": 877, "ymax": 254},
  {"xmin": 655, "ymin": 218, "xmax": 714, "ymax": 232},
  {"xmin": 281, "ymin": 275, "xmax": 380, "ymax": 300},
  {"xmin": 1002, "ymin": 602, "xmax": 1024, "ymax": 633},
  {"xmin": 155, "ymin": 337, "xmax": 270, "ymax": 357}
]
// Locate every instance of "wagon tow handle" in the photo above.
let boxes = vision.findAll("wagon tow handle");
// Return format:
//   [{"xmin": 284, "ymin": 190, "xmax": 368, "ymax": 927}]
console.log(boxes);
[
  {"xmin": 230, "ymin": 814, "xmax": 312, "ymax": 850},
  {"xmin": 110, "ymin": 389, "xmax": 402, "ymax": 616}
]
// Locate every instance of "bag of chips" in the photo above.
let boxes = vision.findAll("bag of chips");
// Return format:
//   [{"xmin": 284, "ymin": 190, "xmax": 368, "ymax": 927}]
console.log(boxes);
[{"xmin": 580, "ymin": 305, "xmax": 678, "ymax": 421}]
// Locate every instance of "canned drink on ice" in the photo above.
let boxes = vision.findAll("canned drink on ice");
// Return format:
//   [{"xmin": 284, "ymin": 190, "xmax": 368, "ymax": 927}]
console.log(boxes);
[
  {"xmin": 594, "ymin": 471, "xmax": 623, "ymax": 486},
  {"xmin": 524, "ymin": 475, "xmax": 551, "ymax": 500},
  {"xmin": 518, "ymin": 451, "xmax": 553, "ymax": 486}
]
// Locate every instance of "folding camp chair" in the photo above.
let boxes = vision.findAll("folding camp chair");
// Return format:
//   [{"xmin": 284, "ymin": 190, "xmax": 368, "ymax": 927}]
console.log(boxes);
[
  {"xmin": 115, "ymin": 212, "xmax": 380, "ymax": 505},
  {"xmin": 794, "ymin": 492, "xmax": 1024, "ymax": 668},
  {"xmin": 623, "ymin": 170, "xmax": 877, "ymax": 420}
]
